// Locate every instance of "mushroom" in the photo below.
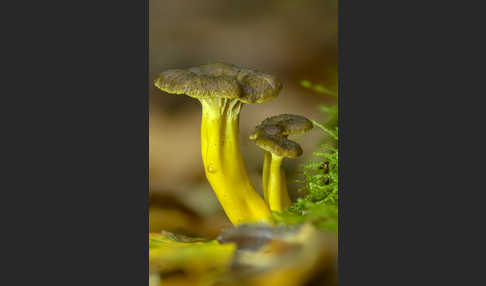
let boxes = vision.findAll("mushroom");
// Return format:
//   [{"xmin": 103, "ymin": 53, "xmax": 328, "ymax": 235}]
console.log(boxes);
[
  {"xmin": 250, "ymin": 114, "xmax": 313, "ymax": 212},
  {"xmin": 154, "ymin": 63, "xmax": 282, "ymax": 225}
]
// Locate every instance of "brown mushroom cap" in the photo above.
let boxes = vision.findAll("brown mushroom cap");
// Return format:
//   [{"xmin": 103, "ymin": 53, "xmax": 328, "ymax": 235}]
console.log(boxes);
[
  {"xmin": 250, "ymin": 114, "xmax": 313, "ymax": 139},
  {"xmin": 255, "ymin": 134, "xmax": 303, "ymax": 158},
  {"xmin": 261, "ymin": 114, "xmax": 313, "ymax": 135},
  {"xmin": 154, "ymin": 62, "xmax": 282, "ymax": 104},
  {"xmin": 249, "ymin": 114, "xmax": 313, "ymax": 158}
]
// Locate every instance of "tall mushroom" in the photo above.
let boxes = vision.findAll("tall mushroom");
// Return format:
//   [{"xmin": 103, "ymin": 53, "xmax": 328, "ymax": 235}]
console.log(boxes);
[
  {"xmin": 154, "ymin": 63, "xmax": 282, "ymax": 225},
  {"xmin": 250, "ymin": 114, "xmax": 313, "ymax": 212}
]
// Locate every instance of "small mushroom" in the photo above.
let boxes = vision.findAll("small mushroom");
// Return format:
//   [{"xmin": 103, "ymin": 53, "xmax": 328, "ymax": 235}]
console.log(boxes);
[
  {"xmin": 154, "ymin": 63, "xmax": 282, "ymax": 225},
  {"xmin": 250, "ymin": 114, "xmax": 313, "ymax": 212}
]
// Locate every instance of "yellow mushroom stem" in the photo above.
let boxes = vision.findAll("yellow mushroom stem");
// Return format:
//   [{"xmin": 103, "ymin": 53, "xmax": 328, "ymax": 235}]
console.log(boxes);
[
  {"xmin": 200, "ymin": 98, "xmax": 272, "ymax": 225},
  {"xmin": 262, "ymin": 151, "xmax": 271, "ymax": 203},
  {"xmin": 280, "ymin": 166, "xmax": 292, "ymax": 207},
  {"xmin": 266, "ymin": 153, "xmax": 292, "ymax": 212}
]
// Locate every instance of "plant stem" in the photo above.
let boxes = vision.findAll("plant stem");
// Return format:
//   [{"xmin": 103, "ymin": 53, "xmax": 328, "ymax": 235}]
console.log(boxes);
[
  {"xmin": 262, "ymin": 150, "xmax": 271, "ymax": 203},
  {"xmin": 200, "ymin": 98, "xmax": 272, "ymax": 225},
  {"xmin": 268, "ymin": 154, "xmax": 285, "ymax": 212},
  {"xmin": 264, "ymin": 151, "xmax": 292, "ymax": 211}
]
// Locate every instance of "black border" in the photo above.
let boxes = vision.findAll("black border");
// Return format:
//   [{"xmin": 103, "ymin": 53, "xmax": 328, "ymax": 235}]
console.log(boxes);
[{"xmin": 3, "ymin": 0, "xmax": 150, "ymax": 284}]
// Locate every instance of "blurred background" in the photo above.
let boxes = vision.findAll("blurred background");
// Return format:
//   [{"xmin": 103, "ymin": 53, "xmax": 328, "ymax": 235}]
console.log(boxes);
[{"xmin": 149, "ymin": 0, "xmax": 338, "ymax": 237}]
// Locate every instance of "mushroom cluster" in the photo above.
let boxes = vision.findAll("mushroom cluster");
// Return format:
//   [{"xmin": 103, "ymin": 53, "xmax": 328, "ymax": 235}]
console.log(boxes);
[
  {"xmin": 154, "ymin": 62, "xmax": 312, "ymax": 225},
  {"xmin": 250, "ymin": 114, "xmax": 313, "ymax": 212}
]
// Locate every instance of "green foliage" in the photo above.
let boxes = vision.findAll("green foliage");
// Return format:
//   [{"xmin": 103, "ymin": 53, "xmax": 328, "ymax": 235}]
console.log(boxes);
[
  {"xmin": 275, "ymin": 103, "xmax": 339, "ymax": 232},
  {"xmin": 300, "ymin": 80, "xmax": 337, "ymax": 97},
  {"xmin": 300, "ymin": 69, "xmax": 338, "ymax": 98},
  {"xmin": 319, "ymin": 104, "xmax": 338, "ymax": 131}
]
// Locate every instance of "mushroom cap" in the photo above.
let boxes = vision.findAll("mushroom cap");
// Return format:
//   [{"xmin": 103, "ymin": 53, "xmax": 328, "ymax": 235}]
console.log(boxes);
[
  {"xmin": 249, "ymin": 114, "xmax": 313, "ymax": 139},
  {"xmin": 154, "ymin": 62, "xmax": 282, "ymax": 104},
  {"xmin": 249, "ymin": 114, "xmax": 313, "ymax": 158},
  {"xmin": 255, "ymin": 134, "xmax": 303, "ymax": 158}
]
